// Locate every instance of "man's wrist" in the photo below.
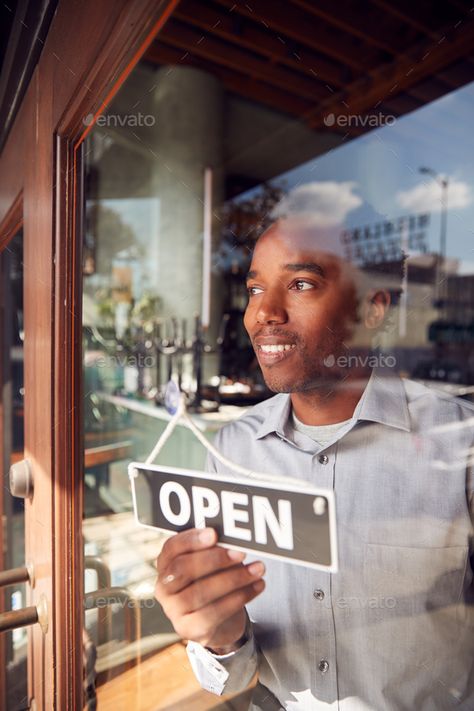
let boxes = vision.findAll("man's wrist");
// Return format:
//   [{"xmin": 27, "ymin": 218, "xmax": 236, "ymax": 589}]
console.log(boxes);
[
  {"xmin": 205, "ymin": 615, "xmax": 251, "ymax": 655},
  {"xmin": 206, "ymin": 629, "xmax": 248, "ymax": 655}
]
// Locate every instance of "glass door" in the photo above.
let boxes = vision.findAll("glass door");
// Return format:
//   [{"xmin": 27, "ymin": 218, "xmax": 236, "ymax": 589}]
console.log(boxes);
[
  {"xmin": 78, "ymin": 3, "xmax": 474, "ymax": 710},
  {"xmin": 0, "ymin": 188, "xmax": 54, "ymax": 711},
  {"xmin": 0, "ymin": 227, "xmax": 29, "ymax": 711}
]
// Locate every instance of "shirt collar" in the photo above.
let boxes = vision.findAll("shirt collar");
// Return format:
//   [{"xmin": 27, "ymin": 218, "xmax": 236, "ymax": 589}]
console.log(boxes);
[
  {"xmin": 352, "ymin": 367, "xmax": 411, "ymax": 432},
  {"xmin": 254, "ymin": 367, "xmax": 411, "ymax": 440}
]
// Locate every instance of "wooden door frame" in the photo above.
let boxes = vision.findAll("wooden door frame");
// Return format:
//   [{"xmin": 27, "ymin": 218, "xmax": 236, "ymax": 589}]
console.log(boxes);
[{"xmin": 0, "ymin": 0, "xmax": 179, "ymax": 707}]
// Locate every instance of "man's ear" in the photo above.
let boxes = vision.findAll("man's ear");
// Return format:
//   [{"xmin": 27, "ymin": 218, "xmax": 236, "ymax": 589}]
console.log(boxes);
[{"xmin": 363, "ymin": 289, "xmax": 391, "ymax": 329}]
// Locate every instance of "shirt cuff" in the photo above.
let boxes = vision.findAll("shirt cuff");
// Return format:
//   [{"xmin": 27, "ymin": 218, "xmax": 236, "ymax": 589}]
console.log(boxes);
[{"xmin": 186, "ymin": 615, "xmax": 257, "ymax": 695}]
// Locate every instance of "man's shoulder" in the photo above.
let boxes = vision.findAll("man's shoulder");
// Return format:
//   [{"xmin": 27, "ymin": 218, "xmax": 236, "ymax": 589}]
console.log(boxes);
[
  {"xmin": 215, "ymin": 393, "xmax": 286, "ymax": 443},
  {"xmin": 402, "ymin": 376, "xmax": 474, "ymax": 421}
]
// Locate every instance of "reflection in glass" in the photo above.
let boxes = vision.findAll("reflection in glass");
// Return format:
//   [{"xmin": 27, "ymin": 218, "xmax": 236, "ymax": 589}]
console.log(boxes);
[
  {"xmin": 1, "ymin": 230, "xmax": 27, "ymax": 710},
  {"xmin": 80, "ymin": 8, "xmax": 474, "ymax": 708}
]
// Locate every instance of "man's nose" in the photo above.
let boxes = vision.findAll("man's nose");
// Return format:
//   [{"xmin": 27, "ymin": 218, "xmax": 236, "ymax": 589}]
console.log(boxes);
[{"xmin": 256, "ymin": 292, "xmax": 288, "ymax": 324}]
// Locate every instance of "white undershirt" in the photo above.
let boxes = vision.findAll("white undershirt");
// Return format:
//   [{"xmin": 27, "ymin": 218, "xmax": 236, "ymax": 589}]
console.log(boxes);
[{"xmin": 291, "ymin": 411, "xmax": 353, "ymax": 447}]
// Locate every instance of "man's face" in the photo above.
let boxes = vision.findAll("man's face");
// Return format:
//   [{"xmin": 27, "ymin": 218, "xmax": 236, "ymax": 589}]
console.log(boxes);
[{"xmin": 243, "ymin": 221, "xmax": 361, "ymax": 393}]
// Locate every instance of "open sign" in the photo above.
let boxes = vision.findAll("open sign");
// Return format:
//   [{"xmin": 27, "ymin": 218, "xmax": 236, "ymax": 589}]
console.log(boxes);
[{"xmin": 129, "ymin": 463, "xmax": 337, "ymax": 571}]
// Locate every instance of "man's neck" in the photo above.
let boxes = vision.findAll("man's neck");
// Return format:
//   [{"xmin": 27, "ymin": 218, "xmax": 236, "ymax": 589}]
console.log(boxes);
[{"xmin": 290, "ymin": 368, "xmax": 371, "ymax": 426}]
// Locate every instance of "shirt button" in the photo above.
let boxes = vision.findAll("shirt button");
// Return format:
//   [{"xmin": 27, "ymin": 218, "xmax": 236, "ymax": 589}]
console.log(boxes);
[
  {"xmin": 318, "ymin": 660, "xmax": 329, "ymax": 674},
  {"xmin": 318, "ymin": 454, "xmax": 329, "ymax": 465},
  {"xmin": 313, "ymin": 589, "xmax": 325, "ymax": 601}
]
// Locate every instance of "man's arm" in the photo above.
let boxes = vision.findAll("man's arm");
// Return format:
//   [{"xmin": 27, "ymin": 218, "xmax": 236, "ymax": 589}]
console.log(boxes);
[{"xmin": 154, "ymin": 524, "xmax": 264, "ymax": 696}]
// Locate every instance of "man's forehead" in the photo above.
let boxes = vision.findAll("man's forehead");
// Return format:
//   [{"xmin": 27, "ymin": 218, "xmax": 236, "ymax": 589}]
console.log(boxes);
[
  {"xmin": 254, "ymin": 218, "xmax": 347, "ymax": 261},
  {"xmin": 251, "ymin": 225, "xmax": 346, "ymax": 270}
]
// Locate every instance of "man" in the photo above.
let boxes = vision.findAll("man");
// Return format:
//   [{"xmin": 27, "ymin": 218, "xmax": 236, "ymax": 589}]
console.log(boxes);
[{"xmin": 155, "ymin": 216, "xmax": 474, "ymax": 710}]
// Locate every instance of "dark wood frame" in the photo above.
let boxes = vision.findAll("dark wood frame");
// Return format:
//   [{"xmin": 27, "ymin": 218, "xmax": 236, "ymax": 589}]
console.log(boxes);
[{"xmin": 0, "ymin": 0, "xmax": 179, "ymax": 707}]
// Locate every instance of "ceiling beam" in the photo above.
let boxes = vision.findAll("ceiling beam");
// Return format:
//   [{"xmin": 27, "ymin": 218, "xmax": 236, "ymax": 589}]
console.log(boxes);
[
  {"xmin": 173, "ymin": 0, "xmax": 347, "ymax": 88},
  {"xmin": 290, "ymin": 0, "xmax": 401, "ymax": 55},
  {"xmin": 303, "ymin": 15, "xmax": 474, "ymax": 128},
  {"xmin": 370, "ymin": 0, "xmax": 462, "ymax": 40},
  {"xmin": 436, "ymin": 58, "xmax": 474, "ymax": 89},
  {"xmin": 377, "ymin": 94, "xmax": 421, "ymax": 116},
  {"xmin": 407, "ymin": 76, "xmax": 459, "ymax": 104},
  {"xmin": 144, "ymin": 42, "xmax": 315, "ymax": 118},
  {"xmin": 157, "ymin": 19, "xmax": 328, "ymax": 102},
  {"xmin": 212, "ymin": 0, "xmax": 381, "ymax": 72}
]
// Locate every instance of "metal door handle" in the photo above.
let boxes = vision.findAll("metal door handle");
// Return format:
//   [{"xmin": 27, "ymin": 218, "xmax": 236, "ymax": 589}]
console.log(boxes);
[
  {"xmin": 84, "ymin": 557, "xmax": 111, "ymax": 590},
  {"xmin": 84, "ymin": 558, "xmax": 112, "ymax": 646},
  {"xmin": 0, "ymin": 563, "xmax": 34, "ymax": 588},
  {"xmin": 0, "ymin": 594, "xmax": 48, "ymax": 634},
  {"xmin": 85, "ymin": 587, "xmax": 139, "ymax": 643}
]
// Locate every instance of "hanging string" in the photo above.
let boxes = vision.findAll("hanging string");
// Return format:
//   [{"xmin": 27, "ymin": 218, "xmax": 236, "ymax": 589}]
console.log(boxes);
[{"xmin": 144, "ymin": 393, "xmax": 313, "ymax": 490}]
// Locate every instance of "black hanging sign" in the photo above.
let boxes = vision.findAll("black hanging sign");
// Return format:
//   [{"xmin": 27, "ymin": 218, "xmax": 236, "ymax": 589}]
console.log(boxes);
[{"xmin": 129, "ymin": 462, "xmax": 337, "ymax": 572}]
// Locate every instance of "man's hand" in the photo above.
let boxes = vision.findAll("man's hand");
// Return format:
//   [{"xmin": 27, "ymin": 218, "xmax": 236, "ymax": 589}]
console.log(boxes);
[{"xmin": 155, "ymin": 527, "xmax": 265, "ymax": 652}]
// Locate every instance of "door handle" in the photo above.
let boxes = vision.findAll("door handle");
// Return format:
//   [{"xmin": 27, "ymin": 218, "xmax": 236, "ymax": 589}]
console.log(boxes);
[
  {"xmin": 9, "ymin": 458, "xmax": 34, "ymax": 499},
  {"xmin": 84, "ymin": 556, "xmax": 111, "ymax": 590},
  {"xmin": 85, "ymin": 587, "xmax": 139, "ymax": 643},
  {"xmin": 0, "ymin": 563, "xmax": 34, "ymax": 589},
  {"xmin": 0, "ymin": 594, "xmax": 48, "ymax": 634},
  {"xmin": 84, "ymin": 558, "xmax": 112, "ymax": 645}
]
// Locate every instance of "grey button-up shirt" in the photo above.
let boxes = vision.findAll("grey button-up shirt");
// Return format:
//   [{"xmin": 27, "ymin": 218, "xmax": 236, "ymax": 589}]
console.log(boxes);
[{"xmin": 186, "ymin": 370, "xmax": 474, "ymax": 710}]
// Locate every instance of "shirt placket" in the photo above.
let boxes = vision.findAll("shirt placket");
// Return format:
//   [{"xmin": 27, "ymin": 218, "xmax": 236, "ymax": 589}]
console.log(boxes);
[{"xmin": 310, "ymin": 447, "xmax": 339, "ymax": 708}]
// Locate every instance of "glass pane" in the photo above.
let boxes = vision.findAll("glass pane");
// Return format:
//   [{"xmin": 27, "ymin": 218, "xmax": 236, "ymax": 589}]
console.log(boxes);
[
  {"xmin": 1, "ymin": 229, "xmax": 27, "ymax": 710},
  {"xmin": 81, "ymin": 5, "xmax": 474, "ymax": 710}
]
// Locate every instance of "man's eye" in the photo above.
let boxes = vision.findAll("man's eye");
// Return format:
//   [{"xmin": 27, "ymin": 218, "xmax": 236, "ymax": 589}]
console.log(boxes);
[
  {"xmin": 292, "ymin": 280, "xmax": 314, "ymax": 291},
  {"xmin": 247, "ymin": 285, "xmax": 263, "ymax": 296}
]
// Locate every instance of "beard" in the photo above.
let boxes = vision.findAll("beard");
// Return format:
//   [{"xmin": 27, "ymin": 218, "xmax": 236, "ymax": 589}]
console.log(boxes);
[
  {"xmin": 252, "ymin": 299, "xmax": 361, "ymax": 394},
  {"xmin": 259, "ymin": 332, "xmax": 350, "ymax": 394}
]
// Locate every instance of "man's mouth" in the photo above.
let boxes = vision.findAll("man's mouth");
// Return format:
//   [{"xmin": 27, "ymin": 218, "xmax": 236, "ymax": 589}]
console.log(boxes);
[
  {"xmin": 255, "ymin": 342, "xmax": 297, "ymax": 364},
  {"xmin": 258, "ymin": 343, "xmax": 296, "ymax": 353}
]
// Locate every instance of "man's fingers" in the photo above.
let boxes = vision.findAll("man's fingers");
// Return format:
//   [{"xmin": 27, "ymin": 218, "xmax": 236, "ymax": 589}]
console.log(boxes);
[
  {"xmin": 157, "ymin": 527, "xmax": 217, "ymax": 579},
  {"xmin": 170, "ymin": 560, "xmax": 265, "ymax": 616},
  {"xmin": 157, "ymin": 545, "xmax": 247, "ymax": 595}
]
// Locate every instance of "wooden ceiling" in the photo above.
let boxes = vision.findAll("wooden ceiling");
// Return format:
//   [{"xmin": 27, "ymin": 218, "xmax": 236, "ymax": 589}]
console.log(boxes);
[{"xmin": 144, "ymin": 0, "xmax": 474, "ymax": 135}]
